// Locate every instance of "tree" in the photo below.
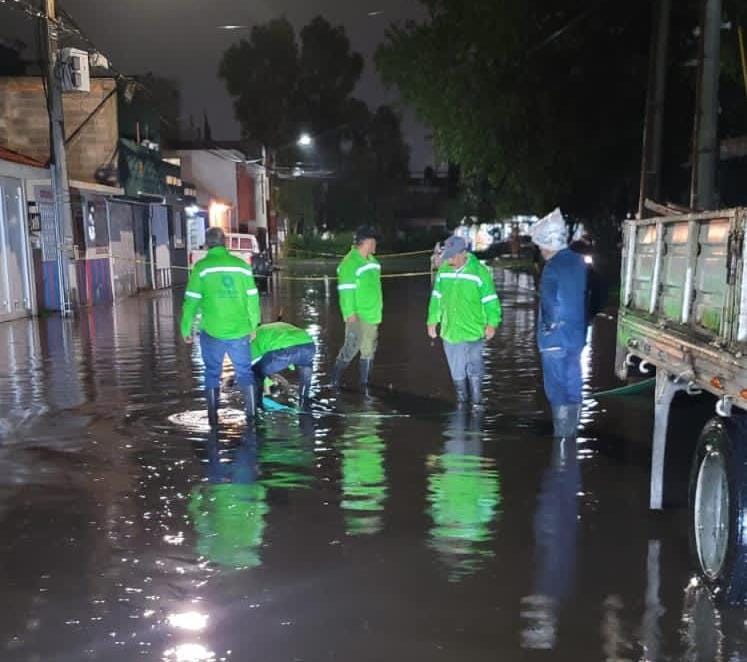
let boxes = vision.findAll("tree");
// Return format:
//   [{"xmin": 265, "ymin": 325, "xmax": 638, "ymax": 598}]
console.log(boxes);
[
  {"xmin": 219, "ymin": 18, "xmax": 300, "ymax": 151},
  {"xmin": 219, "ymin": 16, "xmax": 363, "ymax": 162},
  {"xmin": 220, "ymin": 17, "xmax": 409, "ymax": 233},
  {"xmin": 324, "ymin": 104, "xmax": 410, "ymax": 231},
  {"xmin": 376, "ymin": 0, "xmax": 682, "ymax": 219}
]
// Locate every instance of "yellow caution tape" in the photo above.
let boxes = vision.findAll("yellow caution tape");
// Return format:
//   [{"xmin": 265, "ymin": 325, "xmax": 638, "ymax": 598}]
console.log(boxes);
[
  {"xmin": 110, "ymin": 255, "xmax": 434, "ymax": 281},
  {"xmin": 286, "ymin": 247, "xmax": 432, "ymax": 259}
]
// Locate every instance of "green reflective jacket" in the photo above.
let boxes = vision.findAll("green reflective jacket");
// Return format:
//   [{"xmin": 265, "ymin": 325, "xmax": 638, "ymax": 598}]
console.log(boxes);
[
  {"xmin": 337, "ymin": 248, "xmax": 383, "ymax": 324},
  {"xmin": 427, "ymin": 253, "xmax": 502, "ymax": 343},
  {"xmin": 180, "ymin": 246, "xmax": 261, "ymax": 340},
  {"xmin": 251, "ymin": 322, "xmax": 313, "ymax": 365}
]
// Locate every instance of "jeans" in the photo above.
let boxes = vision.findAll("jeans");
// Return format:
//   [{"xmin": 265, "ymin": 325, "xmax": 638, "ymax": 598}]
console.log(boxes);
[
  {"xmin": 337, "ymin": 319, "xmax": 379, "ymax": 362},
  {"xmin": 541, "ymin": 347, "xmax": 583, "ymax": 407},
  {"xmin": 443, "ymin": 340, "xmax": 484, "ymax": 381},
  {"xmin": 200, "ymin": 332, "xmax": 254, "ymax": 389},
  {"xmin": 253, "ymin": 343, "xmax": 316, "ymax": 379}
]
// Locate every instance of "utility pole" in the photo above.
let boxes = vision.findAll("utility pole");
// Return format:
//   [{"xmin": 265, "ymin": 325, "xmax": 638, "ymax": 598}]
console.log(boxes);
[
  {"xmin": 690, "ymin": 0, "xmax": 723, "ymax": 211},
  {"xmin": 638, "ymin": 0, "xmax": 671, "ymax": 218},
  {"xmin": 44, "ymin": 0, "xmax": 75, "ymax": 314}
]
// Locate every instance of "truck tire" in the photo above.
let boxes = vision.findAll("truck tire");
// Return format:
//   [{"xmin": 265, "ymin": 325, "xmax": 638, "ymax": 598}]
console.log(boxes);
[{"xmin": 689, "ymin": 415, "xmax": 747, "ymax": 605}]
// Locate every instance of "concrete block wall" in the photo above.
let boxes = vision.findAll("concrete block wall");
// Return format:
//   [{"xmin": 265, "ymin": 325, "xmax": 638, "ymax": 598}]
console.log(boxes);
[{"xmin": 0, "ymin": 77, "xmax": 118, "ymax": 184}]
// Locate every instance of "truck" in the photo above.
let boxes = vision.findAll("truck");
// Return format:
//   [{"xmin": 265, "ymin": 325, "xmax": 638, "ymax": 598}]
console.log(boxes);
[{"xmin": 615, "ymin": 207, "xmax": 747, "ymax": 604}]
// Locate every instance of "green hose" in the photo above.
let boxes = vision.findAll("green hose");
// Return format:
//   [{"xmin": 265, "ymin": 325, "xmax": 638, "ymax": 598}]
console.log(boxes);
[{"xmin": 591, "ymin": 377, "xmax": 656, "ymax": 398}]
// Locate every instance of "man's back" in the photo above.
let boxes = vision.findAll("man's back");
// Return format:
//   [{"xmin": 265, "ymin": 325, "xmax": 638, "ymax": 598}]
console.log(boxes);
[
  {"xmin": 181, "ymin": 246, "xmax": 260, "ymax": 340},
  {"xmin": 538, "ymin": 248, "xmax": 587, "ymax": 351}
]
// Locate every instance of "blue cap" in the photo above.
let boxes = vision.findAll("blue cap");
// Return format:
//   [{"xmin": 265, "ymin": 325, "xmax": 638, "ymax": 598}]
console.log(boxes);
[{"xmin": 441, "ymin": 235, "xmax": 468, "ymax": 260}]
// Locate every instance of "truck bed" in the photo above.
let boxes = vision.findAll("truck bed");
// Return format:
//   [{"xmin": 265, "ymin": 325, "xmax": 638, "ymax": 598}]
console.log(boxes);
[{"xmin": 616, "ymin": 208, "xmax": 747, "ymax": 407}]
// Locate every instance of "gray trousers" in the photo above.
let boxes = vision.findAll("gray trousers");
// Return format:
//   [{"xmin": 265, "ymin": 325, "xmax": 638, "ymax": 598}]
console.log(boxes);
[{"xmin": 443, "ymin": 340, "xmax": 484, "ymax": 381}]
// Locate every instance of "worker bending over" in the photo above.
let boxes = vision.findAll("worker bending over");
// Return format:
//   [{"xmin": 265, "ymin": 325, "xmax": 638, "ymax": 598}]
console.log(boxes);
[{"xmin": 252, "ymin": 322, "xmax": 316, "ymax": 408}]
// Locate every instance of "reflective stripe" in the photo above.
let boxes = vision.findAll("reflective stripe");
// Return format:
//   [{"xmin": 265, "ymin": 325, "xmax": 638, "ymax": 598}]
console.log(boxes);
[
  {"xmin": 338, "ymin": 283, "xmax": 357, "ymax": 291},
  {"xmin": 251, "ymin": 357, "xmax": 262, "ymax": 366},
  {"xmin": 355, "ymin": 263, "xmax": 381, "ymax": 277},
  {"xmin": 481, "ymin": 294, "xmax": 498, "ymax": 304},
  {"xmin": 199, "ymin": 266, "xmax": 254, "ymax": 278},
  {"xmin": 185, "ymin": 291, "xmax": 202, "ymax": 299},
  {"xmin": 246, "ymin": 288, "xmax": 259, "ymax": 296},
  {"xmin": 439, "ymin": 272, "xmax": 482, "ymax": 285},
  {"xmin": 431, "ymin": 290, "xmax": 443, "ymax": 299}
]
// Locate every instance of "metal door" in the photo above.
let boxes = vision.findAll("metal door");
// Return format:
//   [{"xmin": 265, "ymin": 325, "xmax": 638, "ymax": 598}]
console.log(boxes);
[{"xmin": 0, "ymin": 177, "xmax": 32, "ymax": 321}]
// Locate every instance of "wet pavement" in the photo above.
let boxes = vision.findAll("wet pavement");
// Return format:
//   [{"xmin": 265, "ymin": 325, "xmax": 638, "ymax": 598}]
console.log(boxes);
[{"xmin": 0, "ymin": 268, "xmax": 744, "ymax": 661}]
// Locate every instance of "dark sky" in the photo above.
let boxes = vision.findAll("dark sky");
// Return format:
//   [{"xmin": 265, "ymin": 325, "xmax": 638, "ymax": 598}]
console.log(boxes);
[{"xmin": 2, "ymin": 0, "xmax": 432, "ymax": 170}]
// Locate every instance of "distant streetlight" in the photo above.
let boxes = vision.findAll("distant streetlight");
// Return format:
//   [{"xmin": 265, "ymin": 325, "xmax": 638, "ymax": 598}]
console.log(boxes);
[
  {"xmin": 297, "ymin": 133, "xmax": 313, "ymax": 148},
  {"xmin": 217, "ymin": 25, "xmax": 249, "ymax": 30}
]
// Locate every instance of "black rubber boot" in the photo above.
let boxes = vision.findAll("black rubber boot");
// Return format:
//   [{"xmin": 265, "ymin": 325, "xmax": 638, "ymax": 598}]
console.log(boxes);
[
  {"xmin": 331, "ymin": 359, "xmax": 348, "ymax": 391},
  {"xmin": 468, "ymin": 375, "xmax": 483, "ymax": 409},
  {"xmin": 298, "ymin": 366, "xmax": 312, "ymax": 410},
  {"xmin": 454, "ymin": 379, "xmax": 469, "ymax": 407},
  {"xmin": 242, "ymin": 384, "xmax": 256, "ymax": 421},
  {"xmin": 206, "ymin": 387, "xmax": 220, "ymax": 428},
  {"xmin": 254, "ymin": 381, "xmax": 265, "ymax": 411},
  {"xmin": 359, "ymin": 359, "xmax": 372, "ymax": 394}
]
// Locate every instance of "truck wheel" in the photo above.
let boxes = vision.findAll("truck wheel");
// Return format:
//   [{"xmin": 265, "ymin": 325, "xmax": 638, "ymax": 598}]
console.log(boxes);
[{"xmin": 689, "ymin": 415, "xmax": 747, "ymax": 605}]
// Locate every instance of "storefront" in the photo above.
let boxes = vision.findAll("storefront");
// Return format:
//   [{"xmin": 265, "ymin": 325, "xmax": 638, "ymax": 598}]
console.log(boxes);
[{"xmin": 0, "ymin": 149, "xmax": 45, "ymax": 323}]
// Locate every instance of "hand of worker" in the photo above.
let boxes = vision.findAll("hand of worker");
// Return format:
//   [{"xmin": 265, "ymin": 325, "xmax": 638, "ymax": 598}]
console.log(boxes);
[
  {"xmin": 427, "ymin": 324, "xmax": 438, "ymax": 339},
  {"xmin": 346, "ymin": 314, "xmax": 359, "ymax": 324},
  {"xmin": 485, "ymin": 325, "xmax": 496, "ymax": 341},
  {"xmin": 249, "ymin": 332, "xmax": 256, "ymax": 341},
  {"xmin": 183, "ymin": 335, "xmax": 193, "ymax": 345}
]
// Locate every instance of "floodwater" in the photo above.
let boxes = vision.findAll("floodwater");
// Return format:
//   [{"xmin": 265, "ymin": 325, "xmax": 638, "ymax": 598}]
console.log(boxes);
[{"xmin": 0, "ymin": 268, "xmax": 743, "ymax": 661}]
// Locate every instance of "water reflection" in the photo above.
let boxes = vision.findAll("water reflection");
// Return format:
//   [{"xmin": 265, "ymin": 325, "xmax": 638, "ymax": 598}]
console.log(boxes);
[
  {"xmin": 426, "ymin": 410, "xmax": 502, "ymax": 581},
  {"xmin": 188, "ymin": 431, "xmax": 268, "ymax": 569},
  {"xmin": 679, "ymin": 581, "xmax": 747, "ymax": 661},
  {"xmin": 258, "ymin": 414, "xmax": 315, "ymax": 490},
  {"xmin": 341, "ymin": 417, "xmax": 388, "ymax": 536},
  {"xmin": 521, "ymin": 436, "xmax": 580, "ymax": 650}
]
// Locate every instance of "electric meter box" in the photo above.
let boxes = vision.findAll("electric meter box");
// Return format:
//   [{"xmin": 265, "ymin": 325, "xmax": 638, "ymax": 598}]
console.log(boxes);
[{"xmin": 60, "ymin": 48, "xmax": 90, "ymax": 93}]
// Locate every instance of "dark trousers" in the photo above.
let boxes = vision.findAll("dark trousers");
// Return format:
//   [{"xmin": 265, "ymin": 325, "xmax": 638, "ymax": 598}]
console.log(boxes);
[
  {"xmin": 200, "ymin": 333, "xmax": 254, "ymax": 389},
  {"xmin": 253, "ymin": 343, "xmax": 316, "ymax": 380},
  {"xmin": 541, "ymin": 347, "xmax": 583, "ymax": 407}
]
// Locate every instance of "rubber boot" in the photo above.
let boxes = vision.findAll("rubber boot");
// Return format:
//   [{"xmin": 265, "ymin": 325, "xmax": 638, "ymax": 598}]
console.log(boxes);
[
  {"xmin": 331, "ymin": 359, "xmax": 348, "ymax": 391},
  {"xmin": 205, "ymin": 387, "xmax": 220, "ymax": 428},
  {"xmin": 454, "ymin": 379, "xmax": 469, "ymax": 407},
  {"xmin": 254, "ymin": 381, "xmax": 265, "ymax": 411},
  {"xmin": 565, "ymin": 405, "xmax": 581, "ymax": 438},
  {"xmin": 551, "ymin": 405, "xmax": 569, "ymax": 439},
  {"xmin": 242, "ymin": 383, "xmax": 256, "ymax": 421},
  {"xmin": 468, "ymin": 375, "xmax": 483, "ymax": 410},
  {"xmin": 359, "ymin": 359, "xmax": 372, "ymax": 394},
  {"xmin": 298, "ymin": 366, "xmax": 313, "ymax": 411}
]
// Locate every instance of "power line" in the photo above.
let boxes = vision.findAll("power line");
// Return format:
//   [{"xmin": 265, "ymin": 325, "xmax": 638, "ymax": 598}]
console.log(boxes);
[{"xmin": 0, "ymin": 0, "xmax": 79, "ymax": 37}]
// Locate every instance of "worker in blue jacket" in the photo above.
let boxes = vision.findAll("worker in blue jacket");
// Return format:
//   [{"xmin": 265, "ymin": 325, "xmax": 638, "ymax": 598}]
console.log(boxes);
[{"xmin": 531, "ymin": 208, "xmax": 588, "ymax": 439}]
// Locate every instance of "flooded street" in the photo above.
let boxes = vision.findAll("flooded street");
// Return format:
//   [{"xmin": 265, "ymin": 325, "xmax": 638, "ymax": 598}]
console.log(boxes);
[{"xmin": 0, "ymin": 268, "xmax": 744, "ymax": 661}]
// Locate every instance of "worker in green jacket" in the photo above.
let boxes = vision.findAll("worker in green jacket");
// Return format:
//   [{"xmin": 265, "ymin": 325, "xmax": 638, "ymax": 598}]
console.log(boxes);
[
  {"xmin": 427, "ymin": 235, "xmax": 502, "ymax": 407},
  {"xmin": 251, "ymin": 322, "xmax": 316, "ymax": 408},
  {"xmin": 181, "ymin": 227, "xmax": 261, "ymax": 426},
  {"xmin": 331, "ymin": 226, "xmax": 383, "ymax": 391}
]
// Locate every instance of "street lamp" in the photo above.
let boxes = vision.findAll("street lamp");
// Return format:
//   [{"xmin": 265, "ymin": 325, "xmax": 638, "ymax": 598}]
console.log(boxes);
[{"xmin": 297, "ymin": 133, "xmax": 313, "ymax": 148}]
